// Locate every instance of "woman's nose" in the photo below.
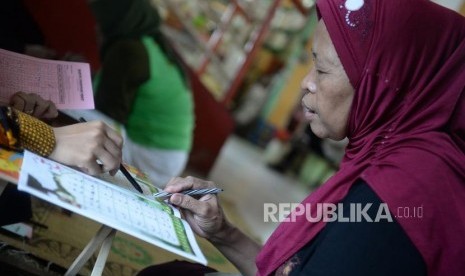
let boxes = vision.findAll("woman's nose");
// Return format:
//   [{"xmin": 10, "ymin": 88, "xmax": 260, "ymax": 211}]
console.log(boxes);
[{"xmin": 301, "ymin": 68, "xmax": 317, "ymax": 94}]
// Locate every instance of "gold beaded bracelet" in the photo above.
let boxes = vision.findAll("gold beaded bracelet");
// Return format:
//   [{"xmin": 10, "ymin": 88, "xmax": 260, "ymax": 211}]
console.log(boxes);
[{"xmin": 13, "ymin": 109, "xmax": 56, "ymax": 156}]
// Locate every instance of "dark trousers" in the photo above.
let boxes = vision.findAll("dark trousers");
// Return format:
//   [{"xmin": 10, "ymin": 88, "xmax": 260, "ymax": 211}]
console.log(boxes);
[{"xmin": 137, "ymin": 260, "xmax": 217, "ymax": 276}]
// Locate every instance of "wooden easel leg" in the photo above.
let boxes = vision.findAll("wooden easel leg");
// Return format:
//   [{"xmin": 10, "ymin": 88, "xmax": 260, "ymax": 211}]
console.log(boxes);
[
  {"xmin": 91, "ymin": 228, "xmax": 116, "ymax": 276},
  {"xmin": 65, "ymin": 225, "xmax": 114, "ymax": 276}
]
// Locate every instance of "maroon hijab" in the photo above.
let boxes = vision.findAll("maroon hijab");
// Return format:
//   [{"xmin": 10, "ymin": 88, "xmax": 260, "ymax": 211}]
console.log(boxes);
[{"xmin": 256, "ymin": 0, "xmax": 465, "ymax": 275}]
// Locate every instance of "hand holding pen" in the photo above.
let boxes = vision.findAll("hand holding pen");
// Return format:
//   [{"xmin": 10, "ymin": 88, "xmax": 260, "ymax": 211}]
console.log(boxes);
[
  {"xmin": 49, "ymin": 117, "xmax": 123, "ymax": 176},
  {"xmin": 78, "ymin": 117, "xmax": 143, "ymax": 193},
  {"xmin": 163, "ymin": 176, "xmax": 229, "ymax": 240}
]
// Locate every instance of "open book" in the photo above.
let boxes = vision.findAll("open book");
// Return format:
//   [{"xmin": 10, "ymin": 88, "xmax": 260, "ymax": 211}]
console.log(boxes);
[{"xmin": 14, "ymin": 150, "xmax": 207, "ymax": 264}]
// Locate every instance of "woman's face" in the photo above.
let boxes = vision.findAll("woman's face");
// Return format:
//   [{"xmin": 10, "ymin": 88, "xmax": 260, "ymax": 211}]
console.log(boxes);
[{"xmin": 301, "ymin": 20, "xmax": 354, "ymax": 141}]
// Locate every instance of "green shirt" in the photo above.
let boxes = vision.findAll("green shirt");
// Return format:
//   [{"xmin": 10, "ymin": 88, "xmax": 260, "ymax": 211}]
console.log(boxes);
[{"xmin": 94, "ymin": 36, "xmax": 194, "ymax": 151}]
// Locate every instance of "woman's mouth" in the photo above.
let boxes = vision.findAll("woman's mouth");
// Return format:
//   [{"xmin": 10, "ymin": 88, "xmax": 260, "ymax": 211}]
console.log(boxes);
[{"xmin": 303, "ymin": 105, "xmax": 317, "ymax": 120}]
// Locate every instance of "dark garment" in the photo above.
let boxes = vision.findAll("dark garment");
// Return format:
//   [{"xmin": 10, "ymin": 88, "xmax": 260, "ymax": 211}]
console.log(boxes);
[
  {"xmin": 285, "ymin": 180, "xmax": 426, "ymax": 276},
  {"xmin": 0, "ymin": 0, "xmax": 44, "ymax": 53},
  {"xmin": 94, "ymin": 39, "xmax": 149, "ymax": 124},
  {"xmin": 137, "ymin": 260, "xmax": 216, "ymax": 276},
  {"xmin": 0, "ymin": 184, "xmax": 32, "ymax": 226}
]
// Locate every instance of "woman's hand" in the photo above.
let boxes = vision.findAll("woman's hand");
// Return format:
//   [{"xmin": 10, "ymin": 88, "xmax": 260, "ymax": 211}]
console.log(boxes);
[
  {"xmin": 10, "ymin": 92, "xmax": 58, "ymax": 119},
  {"xmin": 165, "ymin": 176, "xmax": 233, "ymax": 242},
  {"xmin": 23, "ymin": 44, "xmax": 57, "ymax": 59},
  {"xmin": 166, "ymin": 176, "xmax": 261, "ymax": 276},
  {"xmin": 49, "ymin": 121, "xmax": 123, "ymax": 175}
]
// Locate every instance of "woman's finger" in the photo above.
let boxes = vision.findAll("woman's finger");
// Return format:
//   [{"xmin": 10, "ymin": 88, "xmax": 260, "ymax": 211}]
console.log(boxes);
[
  {"xmin": 80, "ymin": 159, "xmax": 103, "ymax": 175},
  {"xmin": 32, "ymin": 97, "xmax": 49, "ymax": 118},
  {"xmin": 34, "ymin": 99, "xmax": 58, "ymax": 119},
  {"xmin": 102, "ymin": 138, "xmax": 122, "ymax": 169},
  {"xmin": 103, "ymin": 137, "xmax": 122, "ymax": 160},
  {"xmin": 185, "ymin": 176, "xmax": 216, "ymax": 189},
  {"xmin": 165, "ymin": 177, "xmax": 194, "ymax": 193},
  {"xmin": 94, "ymin": 145, "xmax": 120, "ymax": 173},
  {"xmin": 165, "ymin": 176, "xmax": 216, "ymax": 193},
  {"xmin": 104, "ymin": 125, "xmax": 124, "ymax": 149},
  {"xmin": 169, "ymin": 193, "xmax": 214, "ymax": 217},
  {"xmin": 10, "ymin": 93, "xmax": 26, "ymax": 111},
  {"xmin": 43, "ymin": 101, "xmax": 59, "ymax": 118},
  {"xmin": 21, "ymin": 93, "xmax": 36, "ymax": 115}
]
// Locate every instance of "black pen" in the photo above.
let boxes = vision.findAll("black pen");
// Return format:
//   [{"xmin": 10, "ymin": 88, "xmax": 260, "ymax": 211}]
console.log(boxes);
[
  {"xmin": 119, "ymin": 164, "xmax": 144, "ymax": 193},
  {"xmin": 78, "ymin": 117, "xmax": 144, "ymax": 194}
]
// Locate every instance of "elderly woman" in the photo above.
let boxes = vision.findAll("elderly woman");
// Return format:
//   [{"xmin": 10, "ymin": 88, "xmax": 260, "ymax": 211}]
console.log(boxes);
[{"xmin": 139, "ymin": 0, "xmax": 465, "ymax": 275}]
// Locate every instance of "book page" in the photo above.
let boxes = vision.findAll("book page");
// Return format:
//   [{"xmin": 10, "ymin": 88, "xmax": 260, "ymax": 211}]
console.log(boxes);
[
  {"xmin": 97, "ymin": 164, "xmax": 181, "ymax": 218},
  {"xmin": 17, "ymin": 151, "xmax": 206, "ymax": 264},
  {"xmin": 0, "ymin": 48, "xmax": 94, "ymax": 109}
]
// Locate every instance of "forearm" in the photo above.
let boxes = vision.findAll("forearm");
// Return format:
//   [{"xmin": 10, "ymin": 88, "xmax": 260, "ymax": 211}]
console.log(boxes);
[{"xmin": 209, "ymin": 222, "xmax": 262, "ymax": 276}]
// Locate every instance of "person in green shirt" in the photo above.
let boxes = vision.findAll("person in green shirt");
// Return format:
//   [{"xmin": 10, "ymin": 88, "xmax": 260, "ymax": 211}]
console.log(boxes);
[{"xmin": 88, "ymin": 0, "xmax": 194, "ymax": 188}]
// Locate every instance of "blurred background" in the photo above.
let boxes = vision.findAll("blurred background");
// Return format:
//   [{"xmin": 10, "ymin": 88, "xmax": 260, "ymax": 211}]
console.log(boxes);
[{"xmin": 1, "ymin": 0, "xmax": 464, "ymax": 275}]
